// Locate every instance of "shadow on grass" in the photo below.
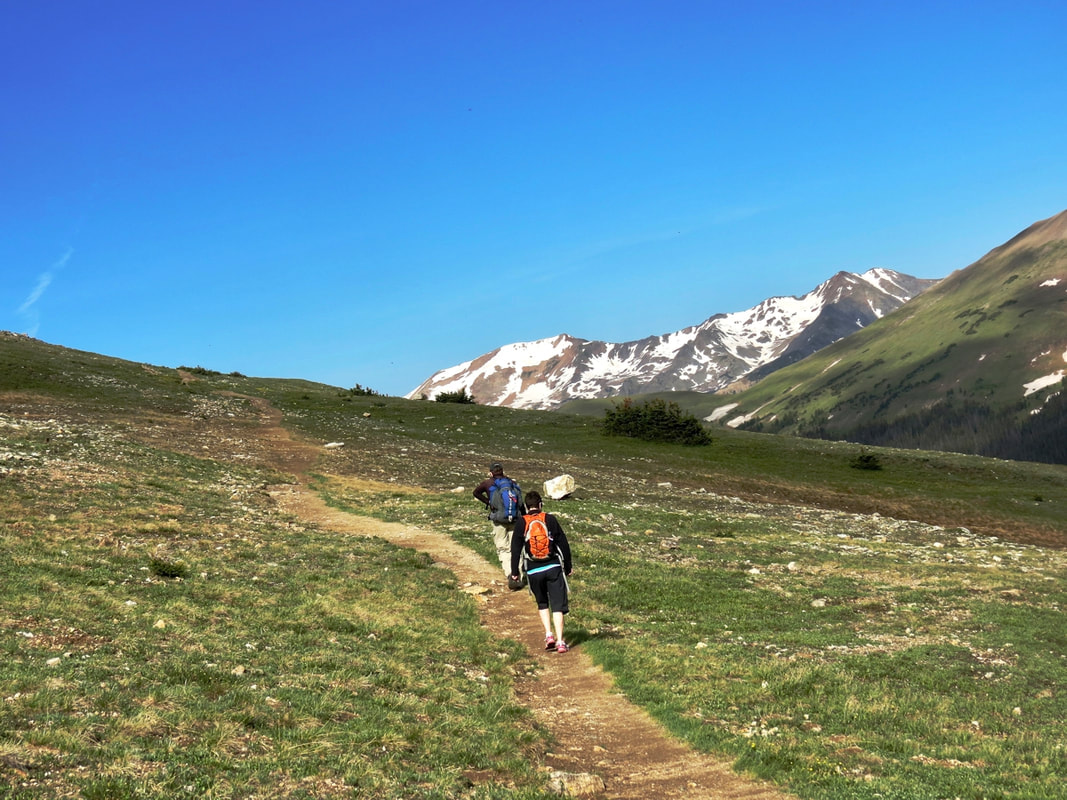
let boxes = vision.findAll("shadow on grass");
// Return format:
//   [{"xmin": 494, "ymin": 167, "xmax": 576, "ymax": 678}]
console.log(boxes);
[{"xmin": 566, "ymin": 626, "xmax": 620, "ymax": 647}]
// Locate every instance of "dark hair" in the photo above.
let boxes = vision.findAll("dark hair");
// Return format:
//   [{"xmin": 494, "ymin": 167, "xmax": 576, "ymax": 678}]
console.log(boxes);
[
  {"xmin": 490, "ymin": 462, "xmax": 504, "ymax": 475},
  {"xmin": 524, "ymin": 490, "xmax": 542, "ymax": 510}
]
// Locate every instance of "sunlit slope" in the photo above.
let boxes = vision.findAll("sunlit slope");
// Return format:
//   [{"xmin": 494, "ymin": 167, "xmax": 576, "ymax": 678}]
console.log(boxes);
[{"xmin": 707, "ymin": 210, "xmax": 1067, "ymax": 462}]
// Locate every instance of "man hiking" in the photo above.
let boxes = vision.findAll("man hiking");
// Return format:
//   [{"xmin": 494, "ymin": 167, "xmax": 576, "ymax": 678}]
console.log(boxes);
[
  {"xmin": 472, "ymin": 462, "xmax": 523, "ymax": 581},
  {"xmin": 510, "ymin": 490, "xmax": 573, "ymax": 653}
]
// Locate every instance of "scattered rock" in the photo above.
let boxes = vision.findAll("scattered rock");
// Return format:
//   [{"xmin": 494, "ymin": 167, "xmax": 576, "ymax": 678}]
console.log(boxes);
[
  {"xmin": 547, "ymin": 770, "xmax": 606, "ymax": 797},
  {"xmin": 324, "ymin": 442, "xmax": 345, "ymax": 449}
]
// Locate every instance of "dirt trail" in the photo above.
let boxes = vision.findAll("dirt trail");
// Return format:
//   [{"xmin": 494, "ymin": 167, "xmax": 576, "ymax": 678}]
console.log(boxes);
[{"xmin": 248, "ymin": 397, "xmax": 792, "ymax": 799}]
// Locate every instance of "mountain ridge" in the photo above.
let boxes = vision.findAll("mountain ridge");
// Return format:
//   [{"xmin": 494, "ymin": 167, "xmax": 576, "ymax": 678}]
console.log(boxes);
[{"xmin": 408, "ymin": 268, "xmax": 938, "ymax": 409}]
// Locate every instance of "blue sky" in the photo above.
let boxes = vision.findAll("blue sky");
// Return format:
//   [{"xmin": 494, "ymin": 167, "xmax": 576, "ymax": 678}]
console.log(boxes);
[{"xmin": 3, "ymin": 1, "xmax": 1065, "ymax": 396}]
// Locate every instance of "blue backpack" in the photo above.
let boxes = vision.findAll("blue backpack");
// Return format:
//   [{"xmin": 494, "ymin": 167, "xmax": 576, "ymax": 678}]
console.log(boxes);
[{"xmin": 488, "ymin": 477, "xmax": 521, "ymax": 524}]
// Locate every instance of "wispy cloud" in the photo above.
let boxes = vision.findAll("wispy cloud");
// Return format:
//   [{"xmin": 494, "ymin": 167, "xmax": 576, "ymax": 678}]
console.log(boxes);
[
  {"xmin": 525, "ymin": 203, "xmax": 779, "ymax": 285},
  {"xmin": 17, "ymin": 247, "xmax": 73, "ymax": 336}
]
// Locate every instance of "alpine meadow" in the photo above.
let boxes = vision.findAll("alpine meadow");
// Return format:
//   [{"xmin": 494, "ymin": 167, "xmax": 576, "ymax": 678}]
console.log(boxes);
[{"xmin": 2, "ymin": 330, "xmax": 1065, "ymax": 799}]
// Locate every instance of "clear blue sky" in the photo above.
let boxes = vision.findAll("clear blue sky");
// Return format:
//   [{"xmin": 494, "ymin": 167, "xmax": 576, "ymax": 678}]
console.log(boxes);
[{"xmin": 3, "ymin": 1, "xmax": 1065, "ymax": 396}]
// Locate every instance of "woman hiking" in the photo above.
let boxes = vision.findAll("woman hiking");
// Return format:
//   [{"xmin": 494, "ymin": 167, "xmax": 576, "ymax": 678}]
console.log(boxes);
[{"xmin": 509, "ymin": 490, "xmax": 574, "ymax": 653}]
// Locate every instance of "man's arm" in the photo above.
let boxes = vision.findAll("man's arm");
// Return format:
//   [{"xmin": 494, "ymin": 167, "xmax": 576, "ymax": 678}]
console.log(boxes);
[{"xmin": 472, "ymin": 478, "xmax": 492, "ymax": 506}]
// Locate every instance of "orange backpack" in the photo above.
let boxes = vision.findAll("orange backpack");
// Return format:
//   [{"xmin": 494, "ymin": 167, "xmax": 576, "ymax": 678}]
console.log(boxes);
[{"xmin": 523, "ymin": 512, "xmax": 552, "ymax": 560}]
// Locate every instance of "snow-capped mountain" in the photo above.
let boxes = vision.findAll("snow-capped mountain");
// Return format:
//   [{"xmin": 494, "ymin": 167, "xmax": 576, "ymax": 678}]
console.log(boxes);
[{"xmin": 407, "ymin": 268, "xmax": 939, "ymax": 409}]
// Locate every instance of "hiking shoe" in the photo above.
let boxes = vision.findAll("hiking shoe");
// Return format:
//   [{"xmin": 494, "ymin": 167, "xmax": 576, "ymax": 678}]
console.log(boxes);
[
  {"xmin": 556, "ymin": 641, "xmax": 569, "ymax": 654},
  {"xmin": 544, "ymin": 634, "xmax": 557, "ymax": 651}
]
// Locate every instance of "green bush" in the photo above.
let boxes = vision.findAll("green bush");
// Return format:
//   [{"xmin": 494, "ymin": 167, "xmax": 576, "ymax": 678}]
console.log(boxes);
[
  {"xmin": 346, "ymin": 383, "xmax": 380, "ymax": 397},
  {"xmin": 148, "ymin": 557, "xmax": 190, "ymax": 579},
  {"xmin": 850, "ymin": 449, "xmax": 883, "ymax": 470},
  {"xmin": 603, "ymin": 397, "xmax": 712, "ymax": 445},
  {"xmin": 178, "ymin": 365, "xmax": 221, "ymax": 376},
  {"xmin": 434, "ymin": 388, "xmax": 476, "ymax": 404}
]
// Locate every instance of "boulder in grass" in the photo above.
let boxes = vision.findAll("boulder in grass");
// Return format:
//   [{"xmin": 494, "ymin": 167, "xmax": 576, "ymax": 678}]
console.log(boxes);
[{"xmin": 542, "ymin": 474, "xmax": 575, "ymax": 500}]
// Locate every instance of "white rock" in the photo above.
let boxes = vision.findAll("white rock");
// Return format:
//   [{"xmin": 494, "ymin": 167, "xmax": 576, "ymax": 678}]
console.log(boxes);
[
  {"xmin": 324, "ymin": 442, "xmax": 345, "ymax": 449},
  {"xmin": 543, "ymin": 474, "xmax": 576, "ymax": 500}
]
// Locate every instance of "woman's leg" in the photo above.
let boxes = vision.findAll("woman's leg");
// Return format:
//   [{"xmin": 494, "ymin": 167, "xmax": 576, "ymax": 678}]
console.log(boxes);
[{"xmin": 538, "ymin": 606, "xmax": 553, "ymax": 636}]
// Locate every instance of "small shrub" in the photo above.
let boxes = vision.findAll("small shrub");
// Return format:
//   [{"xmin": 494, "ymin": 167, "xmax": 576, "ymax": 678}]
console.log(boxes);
[
  {"xmin": 603, "ymin": 398, "xmax": 712, "ymax": 445},
  {"xmin": 435, "ymin": 388, "xmax": 476, "ymax": 404},
  {"xmin": 347, "ymin": 383, "xmax": 380, "ymax": 397},
  {"xmin": 850, "ymin": 450, "xmax": 883, "ymax": 471},
  {"xmin": 149, "ymin": 557, "xmax": 189, "ymax": 580},
  {"xmin": 179, "ymin": 365, "xmax": 221, "ymax": 377}
]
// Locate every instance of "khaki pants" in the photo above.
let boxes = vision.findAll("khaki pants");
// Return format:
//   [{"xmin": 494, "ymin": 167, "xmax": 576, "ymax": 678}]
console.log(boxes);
[{"xmin": 492, "ymin": 521, "xmax": 515, "ymax": 576}]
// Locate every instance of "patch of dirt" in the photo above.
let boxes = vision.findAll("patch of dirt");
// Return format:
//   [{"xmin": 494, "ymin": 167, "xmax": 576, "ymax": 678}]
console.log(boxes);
[{"xmin": 250, "ymin": 396, "xmax": 792, "ymax": 799}]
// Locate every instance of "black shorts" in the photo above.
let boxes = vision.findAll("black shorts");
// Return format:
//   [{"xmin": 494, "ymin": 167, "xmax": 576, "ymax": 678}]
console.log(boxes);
[{"xmin": 528, "ymin": 565, "xmax": 568, "ymax": 614}]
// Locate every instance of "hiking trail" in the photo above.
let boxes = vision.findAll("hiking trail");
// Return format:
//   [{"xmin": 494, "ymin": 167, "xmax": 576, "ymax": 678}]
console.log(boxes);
[{"xmin": 246, "ymin": 395, "xmax": 793, "ymax": 800}]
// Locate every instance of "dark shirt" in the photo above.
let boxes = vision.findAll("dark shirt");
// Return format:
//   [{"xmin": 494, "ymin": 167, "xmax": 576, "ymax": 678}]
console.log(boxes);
[{"xmin": 472, "ymin": 475, "xmax": 503, "ymax": 506}]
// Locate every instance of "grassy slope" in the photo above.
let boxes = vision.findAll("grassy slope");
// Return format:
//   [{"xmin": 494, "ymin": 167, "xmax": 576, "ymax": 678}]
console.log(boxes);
[
  {"xmin": 3, "ymin": 333, "xmax": 1067, "ymax": 799},
  {"xmin": 694, "ymin": 233, "xmax": 1067, "ymax": 458}
]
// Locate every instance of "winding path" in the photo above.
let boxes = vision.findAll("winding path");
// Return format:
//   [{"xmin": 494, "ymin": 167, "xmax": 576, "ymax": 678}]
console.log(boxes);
[{"xmin": 248, "ymin": 395, "xmax": 792, "ymax": 799}]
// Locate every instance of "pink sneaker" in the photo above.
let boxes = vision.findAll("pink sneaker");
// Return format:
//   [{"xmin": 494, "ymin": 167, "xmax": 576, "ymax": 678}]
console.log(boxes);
[
  {"xmin": 544, "ymin": 634, "xmax": 557, "ymax": 651},
  {"xmin": 556, "ymin": 641, "xmax": 569, "ymax": 654}
]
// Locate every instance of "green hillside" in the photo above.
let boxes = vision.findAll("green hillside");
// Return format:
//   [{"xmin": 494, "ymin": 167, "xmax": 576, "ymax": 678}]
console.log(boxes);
[{"xmin": 700, "ymin": 211, "xmax": 1067, "ymax": 464}]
